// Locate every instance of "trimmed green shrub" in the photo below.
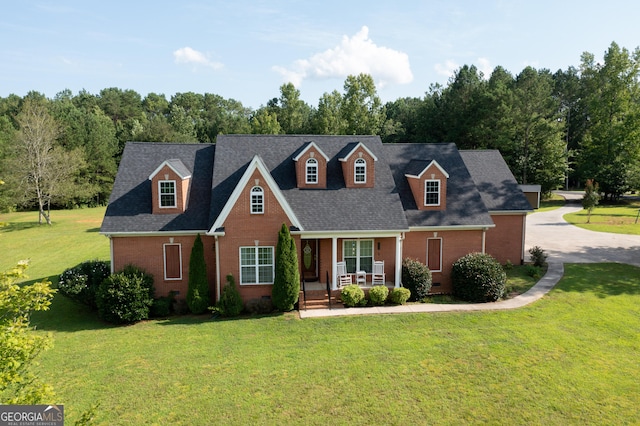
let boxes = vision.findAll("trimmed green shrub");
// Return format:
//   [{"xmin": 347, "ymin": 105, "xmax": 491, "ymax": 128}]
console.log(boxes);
[
  {"xmin": 216, "ymin": 274, "xmax": 243, "ymax": 317},
  {"xmin": 389, "ymin": 287, "xmax": 411, "ymax": 305},
  {"xmin": 452, "ymin": 253, "xmax": 506, "ymax": 303},
  {"xmin": 272, "ymin": 223, "xmax": 300, "ymax": 312},
  {"xmin": 187, "ymin": 234, "xmax": 210, "ymax": 314},
  {"xmin": 58, "ymin": 260, "xmax": 110, "ymax": 308},
  {"xmin": 150, "ymin": 292, "xmax": 176, "ymax": 318},
  {"xmin": 340, "ymin": 284, "xmax": 365, "ymax": 307},
  {"xmin": 369, "ymin": 285, "xmax": 389, "ymax": 306},
  {"xmin": 246, "ymin": 298, "xmax": 274, "ymax": 315},
  {"xmin": 96, "ymin": 265, "xmax": 154, "ymax": 324},
  {"xmin": 526, "ymin": 265, "xmax": 542, "ymax": 279},
  {"xmin": 528, "ymin": 246, "xmax": 548, "ymax": 268},
  {"xmin": 401, "ymin": 257, "xmax": 432, "ymax": 301}
]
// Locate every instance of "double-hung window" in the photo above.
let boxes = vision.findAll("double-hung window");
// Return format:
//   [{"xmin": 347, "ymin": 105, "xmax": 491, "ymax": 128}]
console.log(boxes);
[
  {"xmin": 240, "ymin": 246, "xmax": 274, "ymax": 284},
  {"xmin": 306, "ymin": 158, "xmax": 318, "ymax": 184},
  {"xmin": 343, "ymin": 239, "xmax": 373, "ymax": 273},
  {"xmin": 354, "ymin": 158, "xmax": 366, "ymax": 184},
  {"xmin": 251, "ymin": 186, "xmax": 264, "ymax": 214},
  {"xmin": 159, "ymin": 180, "xmax": 177, "ymax": 208},
  {"xmin": 424, "ymin": 180, "xmax": 440, "ymax": 206}
]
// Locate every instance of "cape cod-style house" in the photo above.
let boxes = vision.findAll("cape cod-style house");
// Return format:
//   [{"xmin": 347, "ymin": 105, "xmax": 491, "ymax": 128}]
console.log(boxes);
[{"xmin": 100, "ymin": 135, "xmax": 532, "ymax": 307}]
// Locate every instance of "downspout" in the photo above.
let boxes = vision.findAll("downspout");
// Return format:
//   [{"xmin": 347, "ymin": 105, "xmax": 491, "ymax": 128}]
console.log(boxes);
[
  {"xmin": 108, "ymin": 235, "xmax": 115, "ymax": 274},
  {"xmin": 215, "ymin": 235, "xmax": 221, "ymax": 301},
  {"xmin": 331, "ymin": 237, "xmax": 338, "ymax": 290},
  {"xmin": 521, "ymin": 215, "xmax": 527, "ymax": 265},
  {"xmin": 482, "ymin": 228, "xmax": 487, "ymax": 254},
  {"xmin": 395, "ymin": 233, "xmax": 404, "ymax": 288}
]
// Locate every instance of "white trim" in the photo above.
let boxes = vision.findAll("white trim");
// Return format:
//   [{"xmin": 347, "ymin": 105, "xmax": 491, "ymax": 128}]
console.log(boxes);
[
  {"xmin": 215, "ymin": 236, "xmax": 221, "ymax": 301},
  {"xmin": 109, "ymin": 236, "xmax": 114, "ymax": 274},
  {"xmin": 208, "ymin": 155, "xmax": 302, "ymax": 234},
  {"xmin": 354, "ymin": 158, "xmax": 367, "ymax": 184},
  {"xmin": 338, "ymin": 141, "xmax": 378, "ymax": 162},
  {"xmin": 158, "ymin": 180, "xmax": 177, "ymax": 208},
  {"xmin": 426, "ymin": 237, "xmax": 443, "ymax": 272},
  {"xmin": 342, "ymin": 239, "xmax": 374, "ymax": 273},
  {"xmin": 239, "ymin": 246, "xmax": 275, "ymax": 285},
  {"xmin": 489, "ymin": 210, "xmax": 532, "ymax": 215},
  {"xmin": 148, "ymin": 159, "xmax": 191, "ymax": 180},
  {"xmin": 408, "ymin": 224, "xmax": 495, "ymax": 232},
  {"xmin": 424, "ymin": 179, "xmax": 441, "ymax": 206},
  {"xmin": 250, "ymin": 186, "xmax": 264, "ymax": 214},
  {"xmin": 163, "ymin": 243, "xmax": 183, "ymax": 281},
  {"xmin": 295, "ymin": 230, "xmax": 406, "ymax": 239},
  {"xmin": 101, "ymin": 230, "xmax": 207, "ymax": 237},
  {"xmin": 292, "ymin": 141, "xmax": 330, "ymax": 162},
  {"xmin": 404, "ymin": 159, "xmax": 450, "ymax": 179}
]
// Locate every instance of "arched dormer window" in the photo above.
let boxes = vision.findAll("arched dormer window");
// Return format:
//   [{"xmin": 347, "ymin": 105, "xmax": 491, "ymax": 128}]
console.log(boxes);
[
  {"xmin": 251, "ymin": 186, "xmax": 264, "ymax": 214},
  {"xmin": 306, "ymin": 158, "xmax": 318, "ymax": 184},
  {"xmin": 354, "ymin": 158, "xmax": 366, "ymax": 184}
]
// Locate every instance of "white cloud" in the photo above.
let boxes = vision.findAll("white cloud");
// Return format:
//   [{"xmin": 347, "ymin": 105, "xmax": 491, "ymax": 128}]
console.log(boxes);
[
  {"xmin": 273, "ymin": 26, "xmax": 413, "ymax": 88},
  {"xmin": 435, "ymin": 57, "xmax": 494, "ymax": 80},
  {"xmin": 477, "ymin": 57, "xmax": 493, "ymax": 77},
  {"xmin": 173, "ymin": 47, "xmax": 223, "ymax": 70}
]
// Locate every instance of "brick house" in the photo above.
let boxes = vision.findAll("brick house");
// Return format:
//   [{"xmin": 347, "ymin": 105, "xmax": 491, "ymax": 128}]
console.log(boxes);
[{"xmin": 100, "ymin": 135, "xmax": 531, "ymax": 305}]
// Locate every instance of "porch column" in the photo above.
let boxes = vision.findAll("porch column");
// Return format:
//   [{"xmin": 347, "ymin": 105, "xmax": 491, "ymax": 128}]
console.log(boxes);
[
  {"xmin": 331, "ymin": 236, "xmax": 338, "ymax": 290},
  {"xmin": 395, "ymin": 234, "xmax": 402, "ymax": 288}
]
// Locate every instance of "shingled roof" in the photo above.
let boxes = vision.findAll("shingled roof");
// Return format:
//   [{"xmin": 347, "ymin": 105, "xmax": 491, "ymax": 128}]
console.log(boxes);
[
  {"xmin": 211, "ymin": 135, "xmax": 408, "ymax": 232},
  {"xmin": 459, "ymin": 150, "xmax": 533, "ymax": 212},
  {"xmin": 100, "ymin": 142, "xmax": 215, "ymax": 234}
]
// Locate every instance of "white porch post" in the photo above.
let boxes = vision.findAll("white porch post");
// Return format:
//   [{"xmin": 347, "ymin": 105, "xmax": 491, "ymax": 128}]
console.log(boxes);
[
  {"xmin": 331, "ymin": 236, "xmax": 338, "ymax": 290},
  {"xmin": 395, "ymin": 234, "xmax": 402, "ymax": 288}
]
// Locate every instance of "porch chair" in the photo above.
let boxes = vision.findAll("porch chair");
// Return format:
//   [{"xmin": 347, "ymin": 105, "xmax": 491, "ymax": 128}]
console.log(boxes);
[
  {"xmin": 372, "ymin": 261, "xmax": 385, "ymax": 286},
  {"xmin": 336, "ymin": 261, "xmax": 351, "ymax": 287}
]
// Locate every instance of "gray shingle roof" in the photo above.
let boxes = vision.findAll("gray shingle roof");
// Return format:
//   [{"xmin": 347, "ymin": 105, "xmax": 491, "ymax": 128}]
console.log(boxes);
[
  {"xmin": 384, "ymin": 143, "xmax": 494, "ymax": 228},
  {"xmin": 100, "ymin": 142, "xmax": 215, "ymax": 233},
  {"xmin": 211, "ymin": 135, "xmax": 409, "ymax": 232},
  {"xmin": 459, "ymin": 150, "xmax": 533, "ymax": 212}
]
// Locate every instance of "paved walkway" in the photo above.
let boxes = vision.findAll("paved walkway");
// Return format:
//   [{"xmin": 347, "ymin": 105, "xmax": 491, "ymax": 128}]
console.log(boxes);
[{"xmin": 299, "ymin": 191, "xmax": 640, "ymax": 319}]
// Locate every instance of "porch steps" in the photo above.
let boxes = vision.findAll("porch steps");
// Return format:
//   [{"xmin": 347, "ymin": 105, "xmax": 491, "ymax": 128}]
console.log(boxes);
[{"xmin": 299, "ymin": 289, "xmax": 341, "ymax": 310}]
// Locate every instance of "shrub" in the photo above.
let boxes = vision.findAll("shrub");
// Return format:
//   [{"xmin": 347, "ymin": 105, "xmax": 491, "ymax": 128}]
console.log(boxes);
[
  {"xmin": 389, "ymin": 287, "xmax": 411, "ymax": 305},
  {"xmin": 525, "ymin": 265, "xmax": 542, "ymax": 279},
  {"xmin": 272, "ymin": 223, "xmax": 300, "ymax": 312},
  {"xmin": 452, "ymin": 253, "xmax": 506, "ymax": 303},
  {"xmin": 150, "ymin": 294, "xmax": 174, "ymax": 318},
  {"xmin": 58, "ymin": 260, "xmax": 110, "ymax": 308},
  {"xmin": 215, "ymin": 274, "xmax": 243, "ymax": 317},
  {"xmin": 340, "ymin": 284, "xmax": 365, "ymax": 307},
  {"xmin": 503, "ymin": 260, "xmax": 513, "ymax": 271},
  {"xmin": 529, "ymin": 246, "xmax": 548, "ymax": 267},
  {"xmin": 187, "ymin": 234, "xmax": 210, "ymax": 314},
  {"xmin": 96, "ymin": 265, "xmax": 155, "ymax": 324},
  {"xmin": 245, "ymin": 298, "xmax": 274, "ymax": 315},
  {"xmin": 369, "ymin": 285, "xmax": 389, "ymax": 306},
  {"xmin": 401, "ymin": 258, "xmax": 432, "ymax": 301}
]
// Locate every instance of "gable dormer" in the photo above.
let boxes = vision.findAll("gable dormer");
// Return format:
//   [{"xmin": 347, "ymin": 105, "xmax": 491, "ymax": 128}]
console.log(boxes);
[
  {"xmin": 338, "ymin": 142, "xmax": 378, "ymax": 188},
  {"xmin": 149, "ymin": 159, "xmax": 191, "ymax": 214},
  {"xmin": 405, "ymin": 159, "xmax": 449, "ymax": 211},
  {"xmin": 293, "ymin": 141, "xmax": 329, "ymax": 189}
]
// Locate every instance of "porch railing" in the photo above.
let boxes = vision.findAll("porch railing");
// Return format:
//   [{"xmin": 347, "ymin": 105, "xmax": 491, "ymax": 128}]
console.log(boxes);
[{"xmin": 301, "ymin": 276, "xmax": 306, "ymax": 311}]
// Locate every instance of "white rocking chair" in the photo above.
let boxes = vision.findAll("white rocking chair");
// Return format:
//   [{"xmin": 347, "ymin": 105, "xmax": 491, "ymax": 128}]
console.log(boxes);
[
  {"xmin": 372, "ymin": 261, "xmax": 385, "ymax": 286},
  {"xmin": 336, "ymin": 261, "xmax": 351, "ymax": 287}
]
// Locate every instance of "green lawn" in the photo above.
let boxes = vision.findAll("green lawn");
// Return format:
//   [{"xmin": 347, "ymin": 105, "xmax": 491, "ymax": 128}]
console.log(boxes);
[
  {"xmin": 564, "ymin": 200, "xmax": 640, "ymax": 235},
  {"xmin": 3, "ymin": 208, "xmax": 640, "ymax": 424},
  {"xmin": 537, "ymin": 193, "xmax": 567, "ymax": 212}
]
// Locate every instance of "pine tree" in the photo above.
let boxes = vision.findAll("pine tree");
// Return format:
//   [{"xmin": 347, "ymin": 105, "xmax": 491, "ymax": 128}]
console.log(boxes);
[
  {"xmin": 187, "ymin": 234, "xmax": 210, "ymax": 314},
  {"xmin": 272, "ymin": 223, "xmax": 300, "ymax": 311}
]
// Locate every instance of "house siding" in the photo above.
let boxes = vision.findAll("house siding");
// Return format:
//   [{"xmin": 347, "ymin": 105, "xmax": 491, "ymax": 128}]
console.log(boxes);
[
  {"xmin": 403, "ymin": 229, "xmax": 484, "ymax": 293},
  {"xmin": 486, "ymin": 214, "xmax": 527, "ymax": 264},
  {"xmin": 111, "ymin": 235, "xmax": 217, "ymax": 302}
]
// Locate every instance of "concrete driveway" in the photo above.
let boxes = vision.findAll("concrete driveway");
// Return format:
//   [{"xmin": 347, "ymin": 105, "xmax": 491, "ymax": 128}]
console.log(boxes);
[{"xmin": 525, "ymin": 191, "xmax": 640, "ymax": 268}]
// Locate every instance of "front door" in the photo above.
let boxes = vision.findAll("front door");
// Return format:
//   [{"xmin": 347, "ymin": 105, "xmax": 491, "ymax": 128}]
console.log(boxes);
[{"xmin": 300, "ymin": 239, "xmax": 318, "ymax": 282}]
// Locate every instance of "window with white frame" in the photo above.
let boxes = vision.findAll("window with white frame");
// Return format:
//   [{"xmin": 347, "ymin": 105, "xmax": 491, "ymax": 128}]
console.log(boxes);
[
  {"xmin": 343, "ymin": 239, "xmax": 373, "ymax": 273},
  {"xmin": 251, "ymin": 186, "xmax": 264, "ymax": 214},
  {"xmin": 354, "ymin": 158, "xmax": 366, "ymax": 183},
  {"xmin": 163, "ymin": 243, "xmax": 182, "ymax": 280},
  {"xmin": 424, "ymin": 179, "xmax": 440, "ymax": 206},
  {"xmin": 240, "ymin": 246, "xmax": 274, "ymax": 284},
  {"xmin": 305, "ymin": 158, "xmax": 318, "ymax": 184},
  {"xmin": 159, "ymin": 180, "xmax": 177, "ymax": 208}
]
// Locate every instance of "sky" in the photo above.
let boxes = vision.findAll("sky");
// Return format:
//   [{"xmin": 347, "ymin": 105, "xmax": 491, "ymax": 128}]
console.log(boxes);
[{"xmin": 2, "ymin": 1, "xmax": 640, "ymax": 110}]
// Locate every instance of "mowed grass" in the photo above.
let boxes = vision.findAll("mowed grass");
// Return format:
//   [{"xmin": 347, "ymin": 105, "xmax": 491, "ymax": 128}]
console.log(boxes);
[
  {"xmin": 2, "ymin": 208, "xmax": 639, "ymax": 424},
  {"xmin": 33, "ymin": 264, "xmax": 640, "ymax": 425},
  {"xmin": 564, "ymin": 199, "xmax": 640, "ymax": 235},
  {"xmin": 0, "ymin": 207, "xmax": 109, "ymax": 282}
]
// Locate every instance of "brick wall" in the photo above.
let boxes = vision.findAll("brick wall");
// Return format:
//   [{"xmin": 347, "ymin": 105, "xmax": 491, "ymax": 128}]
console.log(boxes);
[{"xmin": 485, "ymin": 214, "xmax": 526, "ymax": 264}]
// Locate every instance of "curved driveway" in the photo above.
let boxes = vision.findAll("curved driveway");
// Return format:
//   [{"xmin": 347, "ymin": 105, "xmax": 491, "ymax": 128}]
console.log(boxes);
[{"xmin": 525, "ymin": 192, "xmax": 640, "ymax": 268}]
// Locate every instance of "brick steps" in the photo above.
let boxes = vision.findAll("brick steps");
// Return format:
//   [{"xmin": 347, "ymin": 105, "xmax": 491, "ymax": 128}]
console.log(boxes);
[{"xmin": 299, "ymin": 289, "xmax": 340, "ymax": 310}]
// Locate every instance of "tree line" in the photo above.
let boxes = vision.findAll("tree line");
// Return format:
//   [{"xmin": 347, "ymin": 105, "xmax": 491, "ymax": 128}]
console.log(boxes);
[{"xmin": 1, "ymin": 41, "xmax": 639, "ymax": 220}]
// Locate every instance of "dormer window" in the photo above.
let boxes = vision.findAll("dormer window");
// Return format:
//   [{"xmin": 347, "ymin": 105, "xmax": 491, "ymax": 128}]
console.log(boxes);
[
  {"xmin": 306, "ymin": 158, "xmax": 318, "ymax": 184},
  {"xmin": 159, "ymin": 180, "xmax": 177, "ymax": 208},
  {"xmin": 424, "ymin": 180, "xmax": 440, "ymax": 206},
  {"xmin": 251, "ymin": 186, "xmax": 264, "ymax": 214},
  {"xmin": 354, "ymin": 158, "xmax": 367, "ymax": 184}
]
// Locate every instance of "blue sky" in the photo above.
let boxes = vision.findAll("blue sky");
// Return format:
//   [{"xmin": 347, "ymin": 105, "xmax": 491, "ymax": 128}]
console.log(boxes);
[{"xmin": 2, "ymin": 1, "xmax": 639, "ymax": 109}]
